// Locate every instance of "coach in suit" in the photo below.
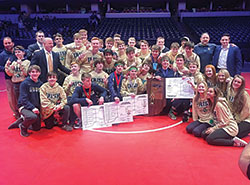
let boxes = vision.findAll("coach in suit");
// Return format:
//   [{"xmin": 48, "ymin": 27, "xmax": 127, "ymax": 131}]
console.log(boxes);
[
  {"xmin": 31, "ymin": 37, "xmax": 71, "ymax": 84},
  {"xmin": 26, "ymin": 30, "xmax": 45, "ymax": 60},
  {"xmin": 213, "ymin": 33, "xmax": 242, "ymax": 77}
]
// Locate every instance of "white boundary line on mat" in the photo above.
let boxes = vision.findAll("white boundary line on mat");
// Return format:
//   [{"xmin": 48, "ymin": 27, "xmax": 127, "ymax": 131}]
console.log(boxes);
[
  {"xmin": 86, "ymin": 121, "xmax": 183, "ymax": 134},
  {"xmin": 0, "ymin": 89, "xmax": 7, "ymax": 92}
]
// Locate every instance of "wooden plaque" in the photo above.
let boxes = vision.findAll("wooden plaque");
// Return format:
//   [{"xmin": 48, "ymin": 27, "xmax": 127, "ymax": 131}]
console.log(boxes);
[{"xmin": 147, "ymin": 78, "xmax": 166, "ymax": 116}]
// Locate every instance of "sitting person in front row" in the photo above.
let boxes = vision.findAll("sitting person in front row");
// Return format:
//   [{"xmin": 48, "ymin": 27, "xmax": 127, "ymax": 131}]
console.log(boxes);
[
  {"xmin": 226, "ymin": 75, "xmax": 250, "ymax": 139},
  {"xmin": 40, "ymin": 72, "xmax": 72, "ymax": 131},
  {"xmin": 202, "ymin": 86, "xmax": 247, "ymax": 147},
  {"xmin": 186, "ymin": 81, "xmax": 214, "ymax": 137},
  {"xmin": 70, "ymin": 73, "xmax": 107, "ymax": 129}
]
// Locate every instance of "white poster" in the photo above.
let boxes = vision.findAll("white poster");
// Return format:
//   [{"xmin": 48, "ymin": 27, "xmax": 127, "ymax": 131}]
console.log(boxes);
[
  {"xmin": 81, "ymin": 101, "xmax": 133, "ymax": 129},
  {"xmin": 81, "ymin": 105, "xmax": 112, "ymax": 130},
  {"xmin": 165, "ymin": 77, "xmax": 194, "ymax": 99},
  {"xmin": 123, "ymin": 94, "xmax": 148, "ymax": 115},
  {"xmin": 104, "ymin": 101, "xmax": 133, "ymax": 124}
]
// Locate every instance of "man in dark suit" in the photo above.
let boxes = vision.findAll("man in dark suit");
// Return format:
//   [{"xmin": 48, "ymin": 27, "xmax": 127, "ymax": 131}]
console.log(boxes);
[
  {"xmin": 26, "ymin": 30, "xmax": 45, "ymax": 60},
  {"xmin": 31, "ymin": 37, "xmax": 71, "ymax": 84},
  {"xmin": 212, "ymin": 33, "xmax": 242, "ymax": 77}
]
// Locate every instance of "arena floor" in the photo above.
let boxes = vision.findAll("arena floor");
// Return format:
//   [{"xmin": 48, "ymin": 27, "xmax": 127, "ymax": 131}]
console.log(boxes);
[{"xmin": 0, "ymin": 72, "xmax": 250, "ymax": 185}]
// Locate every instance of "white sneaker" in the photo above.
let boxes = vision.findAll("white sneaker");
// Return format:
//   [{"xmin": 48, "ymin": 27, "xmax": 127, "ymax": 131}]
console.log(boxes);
[{"xmin": 233, "ymin": 137, "xmax": 248, "ymax": 147}]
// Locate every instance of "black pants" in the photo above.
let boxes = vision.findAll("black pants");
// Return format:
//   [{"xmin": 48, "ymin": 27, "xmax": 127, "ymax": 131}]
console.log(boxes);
[
  {"xmin": 172, "ymin": 99, "xmax": 191, "ymax": 115},
  {"xmin": 186, "ymin": 120, "xmax": 211, "ymax": 137},
  {"xmin": 20, "ymin": 108, "xmax": 41, "ymax": 131},
  {"xmin": 57, "ymin": 71, "xmax": 66, "ymax": 86},
  {"xmin": 206, "ymin": 128, "xmax": 234, "ymax": 146},
  {"xmin": 44, "ymin": 105, "xmax": 70, "ymax": 129},
  {"xmin": 237, "ymin": 121, "xmax": 250, "ymax": 138},
  {"xmin": 67, "ymin": 97, "xmax": 77, "ymax": 126},
  {"xmin": 13, "ymin": 82, "xmax": 21, "ymax": 116}
]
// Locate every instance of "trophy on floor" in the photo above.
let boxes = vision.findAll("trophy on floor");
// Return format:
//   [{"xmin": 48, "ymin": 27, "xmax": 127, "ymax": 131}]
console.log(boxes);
[{"xmin": 147, "ymin": 78, "xmax": 166, "ymax": 116}]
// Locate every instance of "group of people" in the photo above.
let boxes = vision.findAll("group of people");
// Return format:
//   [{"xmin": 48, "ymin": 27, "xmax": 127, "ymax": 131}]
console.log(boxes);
[{"xmin": 0, "ymin": 28, "xmax": 248, "ymax": 143}]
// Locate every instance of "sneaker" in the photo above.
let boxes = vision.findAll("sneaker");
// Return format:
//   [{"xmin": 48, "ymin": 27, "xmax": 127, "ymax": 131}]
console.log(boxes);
[
  {"xmin": 233, "ymin": 137, "xmax": 247, "ymax": 147},
  {"xmin": 182, "ymin": 112, "xmax": 189, "ymax": 122},
  {"xmin": 168, "ymin": 111, "xmax": 176, "ymax": 120},
  {"xmin": 8, "ymin": 116, "xmax": 24, "ymax": 129},
  {"xmin": 61, "ymin": 124, "xmax": 73, "ymax": 131},
  {"xmin": 74, "ymin": 118, "xmax": 82, "ymax": 129},
  {"xmin": 19, "ymin": 124, "xmax": 29, "ymax": 137}
]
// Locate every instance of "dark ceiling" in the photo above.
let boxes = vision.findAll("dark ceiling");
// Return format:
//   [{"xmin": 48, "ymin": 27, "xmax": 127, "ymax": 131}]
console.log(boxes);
[{"xmin": 1, "ymin": 0, "xmax": 170, "ymax": 3}]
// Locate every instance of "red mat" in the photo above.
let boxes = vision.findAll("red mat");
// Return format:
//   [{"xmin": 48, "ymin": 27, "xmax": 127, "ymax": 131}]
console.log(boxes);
[{"xmin": 0, "ymin": 73, "xmax": 250, "ymax": 185}]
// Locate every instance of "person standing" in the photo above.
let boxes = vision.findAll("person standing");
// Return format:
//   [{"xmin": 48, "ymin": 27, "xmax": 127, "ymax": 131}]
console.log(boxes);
[
  {"xmin": 26, "ymin": 30, "xmax": 45, "ymax": 60},
  {"xmin": 0, "ymin": 37, "xmax": 17, "ymax": 118},
  {"xmin": 31, "ymin": 37, "xmax": 71, "ymax": 84},
  {"xmin": 194, "ymin": 33, "xmax": 216, "ymax": 73},
  {"xmin": 77, "ymin": 37, "xmax": 103, "ymax": 74},
  {"xmin": 5, "ymin": 45, "xmax": 30, "ymax": 117},
  {"xmin": 156, "ymin": 37, "xmax": 169, "ymax": 54},
  {"xmin": 52, "ymin": 33, "xmax": 68, "ymax": 85},
  {"xmin": 213, "ymin": 33, "xmax": 242, "ymax": 77}
]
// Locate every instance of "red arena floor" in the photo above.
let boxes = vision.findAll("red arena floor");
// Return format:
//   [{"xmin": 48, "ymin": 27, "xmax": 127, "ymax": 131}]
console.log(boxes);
[{"xmin": 0, "ymin": 72, "xmax": 250, "ymax": 185}]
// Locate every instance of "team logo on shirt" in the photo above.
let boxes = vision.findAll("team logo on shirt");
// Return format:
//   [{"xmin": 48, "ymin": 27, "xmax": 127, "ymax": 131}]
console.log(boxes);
[
  {"xmin": 29, "ymin": 87, "xmax": 40, "ymax": 93},
  {"xmin": 47, "ymin": 93, "xmax": 60, "ymax": 100},
  {"xmin": 197, "ymin": 100, "xmax": 209, "ymax": 113},
  {"xmin": 73, "ymin": 51, "xmax": 82, "ymax": 58}
]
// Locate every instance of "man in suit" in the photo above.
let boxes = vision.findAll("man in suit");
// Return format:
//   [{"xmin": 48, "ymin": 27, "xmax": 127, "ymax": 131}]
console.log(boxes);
[
  {"xmin": 212, "ymin": 33, "xmax": 242, "ymax": 77},
  {"xmin": 31, "ymin": 37, "xmax": 71, "ymax": 84},
  {"xmin": 26, "ymin": 30, "xmax": 45, "ymax": 60}
]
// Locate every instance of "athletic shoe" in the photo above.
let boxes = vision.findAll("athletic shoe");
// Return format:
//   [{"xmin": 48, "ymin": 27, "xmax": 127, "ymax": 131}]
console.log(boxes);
[
  {"xmin": 233, "ymin": 137, "xmax": 247, "ymax": 147},
  {"xmin": 74, "ymin": 118, "xmax": 82, "ymax": 129},
  {"xmin": 8, "ymin": 116, "xmax": 24, "ymax": 129},
  {"xmin": 168, "ymin": 110, "xmax": 177, "ymax": 120},
  {"xmin": 19, "ymin": 124, "xmax": 29, "ymax": 137},
  {"xmin": 61, "ymin": 125, "xmax": 73, "ymax": 131}
]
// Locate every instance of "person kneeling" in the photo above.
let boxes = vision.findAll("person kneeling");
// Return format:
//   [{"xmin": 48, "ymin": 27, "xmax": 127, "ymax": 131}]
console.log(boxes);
[
  {"xmin": 70, "ymin": 73, "xmax": 107, "ymax": 129},
  {"xmin": 15, "ymin": 65, "xmax": 43, "ymax": 137},
  {"xmin": 40, "ymin": 72, "xmax": 72, "ymax": 131}
]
